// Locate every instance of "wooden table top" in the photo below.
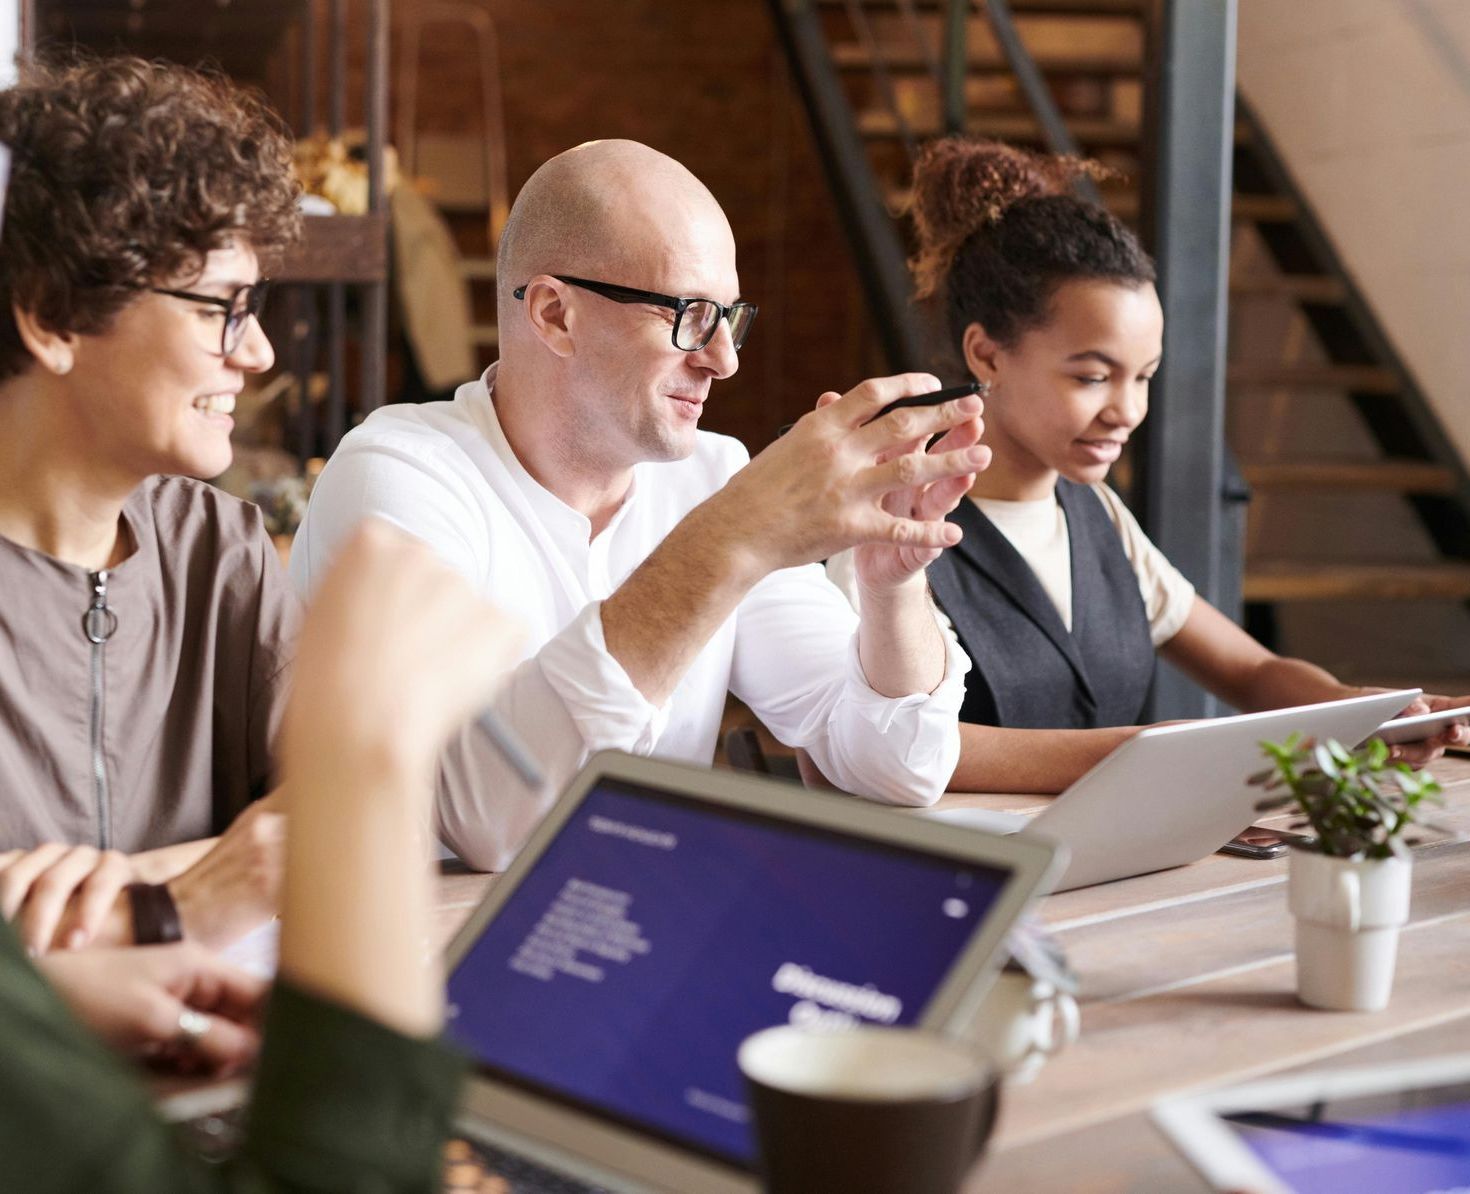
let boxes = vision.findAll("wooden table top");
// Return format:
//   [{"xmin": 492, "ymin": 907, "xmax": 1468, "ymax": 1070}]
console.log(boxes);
[
  {"xmin": 957, "ymin": 752, "xmax": 1470, "ymax": 1192},
  {"xmin": 427, "ymin": 756, "xmax": 1470, "ymax": 1192}
]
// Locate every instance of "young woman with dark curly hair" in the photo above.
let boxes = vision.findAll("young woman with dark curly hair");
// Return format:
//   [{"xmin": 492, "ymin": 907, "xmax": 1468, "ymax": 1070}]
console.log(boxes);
[
  {"xmin": 0, "ymin": 57, "xmax": 303, "ymax": 957},
  {"xmin": 836, "ymin": 137, "xmax": 1468, "ymax": 793}
]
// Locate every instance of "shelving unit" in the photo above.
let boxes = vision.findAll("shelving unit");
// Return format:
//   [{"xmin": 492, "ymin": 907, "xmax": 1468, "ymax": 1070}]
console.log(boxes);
[{"xmin": 27, "ymin": 0, "xmax": 390, "ymax": 457}]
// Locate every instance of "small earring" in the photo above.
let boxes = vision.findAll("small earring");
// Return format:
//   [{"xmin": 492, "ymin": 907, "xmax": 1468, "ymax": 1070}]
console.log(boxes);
[
  {"xmin": 975, "ymin": 379, "xmax": 992, "ymax": 397},
  {"xmin": 54, "ymin": 357, "xmax": 72, "ymax": 375}
]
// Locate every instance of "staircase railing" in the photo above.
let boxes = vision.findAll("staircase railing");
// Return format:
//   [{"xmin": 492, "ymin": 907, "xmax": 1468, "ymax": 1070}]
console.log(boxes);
[
  {"xmin": 1234, "ymin": 97, "xmax": 1470, "ymax": 565},
  {"xmin": 958, "ymin": 0, "xmax": 1100, "ymax": 205},
  {"xmin": 765, "ymin": 0, "xmax": 928, "ymax": 370}
]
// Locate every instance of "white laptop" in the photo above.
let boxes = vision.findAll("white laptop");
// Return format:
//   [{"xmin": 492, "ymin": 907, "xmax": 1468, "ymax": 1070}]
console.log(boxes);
[
  {"xmin": 1153, "ymin": 1052, "xmax": 1470, "ymax": 1193},
  {"xmin": 441, "ymin": 750, "xmax": 1062, "ymax": 1193},
  {"xmin": 928, "ymin": 689, "xmax": 1418, "ymax": 893}
]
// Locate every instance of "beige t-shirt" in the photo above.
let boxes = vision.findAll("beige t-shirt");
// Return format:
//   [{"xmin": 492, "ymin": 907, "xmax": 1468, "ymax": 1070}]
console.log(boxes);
[{"xmin": 828, "ymin": 484, "xmax": 1196, "ymax": 648}]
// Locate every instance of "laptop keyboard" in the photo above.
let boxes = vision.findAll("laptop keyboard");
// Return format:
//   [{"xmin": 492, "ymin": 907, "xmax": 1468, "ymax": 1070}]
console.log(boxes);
[
  {"xmin": 176, "ymin": 1110, "xmax": 604, "ymax": 1193},
  {"xmin": 175, "ymin": 1105, "xmax": 246, "ymax": 1163},
  {"xmin": 445, "ymin": 1136, "xmax": 607, "ymax": 1193}
]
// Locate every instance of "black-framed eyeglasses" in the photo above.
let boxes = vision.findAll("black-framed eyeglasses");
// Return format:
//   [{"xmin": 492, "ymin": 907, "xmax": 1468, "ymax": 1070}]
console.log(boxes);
[
  {"xmin": 513, "ymin": 274, "xmax": 757, "ymax": 353},
  {"xmin": 149, "ymin": 281, "xmax": 271, "ymax": 357}
]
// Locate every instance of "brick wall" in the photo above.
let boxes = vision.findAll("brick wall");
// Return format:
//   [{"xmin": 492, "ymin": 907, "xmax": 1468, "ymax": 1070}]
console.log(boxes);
[{"xmin": 384, "ymin": 0, "xmax": 885, "ymax": 453}]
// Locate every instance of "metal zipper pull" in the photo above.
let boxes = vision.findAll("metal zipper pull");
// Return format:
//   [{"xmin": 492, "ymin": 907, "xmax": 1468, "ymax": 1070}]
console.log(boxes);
[
  {"xmin": 83, "ymin": 570, "xmax": 116, "ymax": 850},
  {"xmin": 83, "ymin": 569, "xmax": 117, "ymax": 643}
]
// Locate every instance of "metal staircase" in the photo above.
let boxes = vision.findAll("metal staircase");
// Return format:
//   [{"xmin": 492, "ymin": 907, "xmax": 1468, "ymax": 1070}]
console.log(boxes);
[
  {"xmin": 769, "ymin": 0, "xmax": 1470, "ymax": 688},
  {"xmin": 1227, "ymin": 99, "xmax": 1470, "ymax": 636}
]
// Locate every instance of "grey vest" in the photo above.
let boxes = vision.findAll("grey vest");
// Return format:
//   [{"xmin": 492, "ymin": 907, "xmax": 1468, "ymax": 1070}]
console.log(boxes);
[{"xmin": 927, "ymin": 481, "xmax": 1155, "ymax": 729}]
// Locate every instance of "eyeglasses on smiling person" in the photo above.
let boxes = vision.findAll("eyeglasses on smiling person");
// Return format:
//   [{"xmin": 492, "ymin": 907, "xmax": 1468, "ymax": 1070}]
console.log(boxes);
[
  {"xmin": 513, "ymin": 275, "xmax": 757, "ymax": 352},
  {"xmin": 149, "ymin": 280, "xmax": 272, "ymax": 358}
]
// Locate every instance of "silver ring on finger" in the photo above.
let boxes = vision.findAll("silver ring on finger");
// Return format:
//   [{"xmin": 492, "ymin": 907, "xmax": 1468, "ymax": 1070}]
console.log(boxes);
[{"xmin": 176, "ymin": 1008, "xmax": 211, "ymax": 1043}]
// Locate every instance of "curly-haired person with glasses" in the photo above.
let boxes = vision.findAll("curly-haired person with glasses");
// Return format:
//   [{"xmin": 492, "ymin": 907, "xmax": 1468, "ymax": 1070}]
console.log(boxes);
[{"xmin": 0, "ymin": 58, "xmax": 300, "ymax": 961}]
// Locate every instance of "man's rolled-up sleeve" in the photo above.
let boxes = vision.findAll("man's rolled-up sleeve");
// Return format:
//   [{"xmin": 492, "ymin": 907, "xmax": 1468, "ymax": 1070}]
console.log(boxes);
[
  {"xmin": 728, "ymin": 563, "xmax": 969, "ymax": 806},
  {"xmin": 436, "ymin": 601, "xmax": 670, "ymax": 871}
]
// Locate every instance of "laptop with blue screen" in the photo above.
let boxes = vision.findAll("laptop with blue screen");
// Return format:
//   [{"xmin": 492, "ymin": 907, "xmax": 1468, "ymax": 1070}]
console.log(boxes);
[{"xmin": 443, "ymin": 750, "xmax": 1061, "ymax": 1193}]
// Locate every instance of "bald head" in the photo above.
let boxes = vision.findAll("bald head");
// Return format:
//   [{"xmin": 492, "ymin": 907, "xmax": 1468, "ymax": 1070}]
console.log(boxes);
[{"xmin": 496, "ymin": 140, "xmax": 734, "ymax": 324}]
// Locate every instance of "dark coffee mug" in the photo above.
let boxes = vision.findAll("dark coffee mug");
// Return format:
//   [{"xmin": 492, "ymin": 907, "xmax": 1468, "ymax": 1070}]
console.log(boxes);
[{"xmin": 737, "ymin": 1025, "xmax": 1000, "ymax": 1194}]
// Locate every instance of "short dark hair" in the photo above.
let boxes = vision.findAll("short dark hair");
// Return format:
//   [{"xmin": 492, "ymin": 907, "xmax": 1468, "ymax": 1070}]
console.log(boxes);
[
  {"xmin": 909, "ymin": 137, "xmax": 1155, "ymax": 351},
  {"xmin": 0, "ymin": 55, "xmax": 301, "ymax": 380}
]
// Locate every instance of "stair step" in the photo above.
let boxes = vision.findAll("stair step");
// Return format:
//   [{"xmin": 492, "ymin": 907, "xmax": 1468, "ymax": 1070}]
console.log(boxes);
[
  {"xmin": 1241, "ymin": 460, "xmax": 1459, "ymax": 495},
  {"xmin": 1226, "ymin": 363, "xmax": 1400, "ymax": 394},
  {"xmin": 857, "ymin": 109, "xmax": 1142, "ymax": 145},
  {"xmin": 460, "ymin": 256, "xmax": 497, "ymax": 282},
  {"xmin": 881, "ymin": 187, "xmax": 1288, "ymax": 225},
  {"xmin": 1244, "ymin": 562, "xmax": 1470, "ymax": 603},
  {"xmin": 882, "ymin": 182, "xmax": 1139, "ymax": 218},
  {"xmin": 1232, "ymin": 193, "xmax": 1296, "ymax": 222},
  {"xmin": 830, "ymin": 43, "xmax": 1142, "ymax": 75},
  {"xmin": 858, "ymin": 109, "xmax": 1248, "ymax": 147},
  {"xmin": 1230, "ymin": 275, "xmax": 1347, "ymax": 303}
]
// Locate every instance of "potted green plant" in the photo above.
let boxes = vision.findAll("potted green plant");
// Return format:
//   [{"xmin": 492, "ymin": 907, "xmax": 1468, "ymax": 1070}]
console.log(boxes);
[{"xmin": 1250, "ymin": 734, "xmax": 1445, "ymax": 1012}]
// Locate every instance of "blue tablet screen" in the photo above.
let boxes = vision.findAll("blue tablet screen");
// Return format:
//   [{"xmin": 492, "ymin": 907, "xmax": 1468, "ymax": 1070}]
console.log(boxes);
[{"xmin": 1227, "ymin": 1087, "xmax": 1470, "ymax": 1193}]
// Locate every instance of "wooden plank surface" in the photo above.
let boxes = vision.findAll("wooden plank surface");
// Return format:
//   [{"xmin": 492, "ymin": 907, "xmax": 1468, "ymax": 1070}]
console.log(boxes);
[
  {"xmin": 434, "ymin": 868, "xmax": 495, "ymax": 950},
  {"xmin": 972, "ymin": 1000, "xmax": 1470, "ymax": 1192},
  {"xmin": 270, "ymin": 756, "xmax": 1470, "ymax": 1191},
  {"xmin": 1240, "ymin": 459, "xmax": 1458, "ymax": 495},
  {"xmin": 1243, "ymin": 561, "xmax": 1470, "ymax": 602},
  {"xmin": 948, "ymin": 754, "xmax": 1470, "ymax": 1189}
]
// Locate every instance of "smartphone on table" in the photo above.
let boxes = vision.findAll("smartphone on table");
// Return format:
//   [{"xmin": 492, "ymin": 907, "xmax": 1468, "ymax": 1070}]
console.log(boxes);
[
  {"xmin": 1370, "ymin": 704, "xmax": 1470, "ymax": 747},
  {"xmin": 1217, "ymin": 827, "xmax": 1314, "ymax": 860}
]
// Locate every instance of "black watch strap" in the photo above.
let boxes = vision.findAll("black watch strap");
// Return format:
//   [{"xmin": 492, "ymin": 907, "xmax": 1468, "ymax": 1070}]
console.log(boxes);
[{"xmin": 127, "ymin": 882, "xmax": 184, "ymax": 945}]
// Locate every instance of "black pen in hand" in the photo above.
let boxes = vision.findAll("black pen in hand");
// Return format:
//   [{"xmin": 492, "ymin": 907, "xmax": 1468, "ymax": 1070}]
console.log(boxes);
[{"xmin": 777, "ymin": 381, "xmax": 981, "ymax": 438}]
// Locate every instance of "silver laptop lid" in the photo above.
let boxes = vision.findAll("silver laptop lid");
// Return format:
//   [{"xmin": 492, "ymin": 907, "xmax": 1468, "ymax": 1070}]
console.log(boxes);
[
  {"xmin": 443, "ymin": 751, "xmax": 1060, "ymax": 1189},
  {"xmin": 1036, "ymin": 689, "xmax": 1420, "ymax": 892}
]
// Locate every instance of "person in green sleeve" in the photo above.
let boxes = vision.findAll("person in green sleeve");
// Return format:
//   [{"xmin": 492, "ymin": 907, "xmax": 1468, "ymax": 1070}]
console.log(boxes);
[{"xmin": 0, "ymin": 521, "xmax": 524, "ymax": 1191}]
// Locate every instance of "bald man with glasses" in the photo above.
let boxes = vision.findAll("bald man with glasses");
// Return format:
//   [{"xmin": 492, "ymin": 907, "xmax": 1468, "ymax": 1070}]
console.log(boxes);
[{"xmin": 290, "ymin": 139, "xmax": 990, "ymax": 870}]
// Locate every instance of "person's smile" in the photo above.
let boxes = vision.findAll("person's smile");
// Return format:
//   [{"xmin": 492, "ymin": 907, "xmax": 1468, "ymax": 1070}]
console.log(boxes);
[{"xmin": 1074, "ymin": 435, "xmax": 1127, "ymax": 465}]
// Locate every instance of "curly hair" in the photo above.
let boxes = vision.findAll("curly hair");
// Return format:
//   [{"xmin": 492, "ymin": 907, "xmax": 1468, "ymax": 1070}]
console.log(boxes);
[
  {"xmin": 909, "ymin": 137, "xmax": 1154, "ymax": 351},
  {"xmin": 0, "ymin": 55, "xmax": 302, "ymax": 381}
]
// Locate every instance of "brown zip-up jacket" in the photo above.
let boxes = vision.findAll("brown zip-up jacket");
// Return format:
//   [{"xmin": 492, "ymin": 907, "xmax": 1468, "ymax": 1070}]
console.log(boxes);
[{"xmin": 0, "ymin": 475, "xmax": 299, "ymax": 851}]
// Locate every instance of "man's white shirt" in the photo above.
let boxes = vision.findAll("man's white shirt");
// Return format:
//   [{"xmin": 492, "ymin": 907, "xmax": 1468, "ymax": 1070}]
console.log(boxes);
[{"xmin": 290, "ymin": 365, "xmax": 968, "ymax": 870}]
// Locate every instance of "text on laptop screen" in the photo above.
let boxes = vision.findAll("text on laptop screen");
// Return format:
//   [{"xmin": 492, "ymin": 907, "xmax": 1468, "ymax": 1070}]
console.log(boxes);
[{"xmin": 446, "ymin": 778, "xmax": 1010, "ymax": 1168}]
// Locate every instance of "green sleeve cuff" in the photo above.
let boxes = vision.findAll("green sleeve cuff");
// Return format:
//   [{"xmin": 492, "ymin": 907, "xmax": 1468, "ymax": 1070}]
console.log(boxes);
[{"xmin": 240, "ymin": 981, "xmax": 466, "ymax": 1192}]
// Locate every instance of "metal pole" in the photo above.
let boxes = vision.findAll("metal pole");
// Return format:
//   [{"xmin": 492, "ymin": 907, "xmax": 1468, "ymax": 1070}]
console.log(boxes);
[
  {"xmin": 984, "ymin": 0, "xmax": 1101, "ymax": 204},
  {"xmin": 942, "ymin": 0, "xmax": 968, "ymax": 136},
  {"xmin": 362, "ymin": 0, "xmax": 388, "ymax": 413},
  {"xmin": 1138, "ymin": 0, "xmax": 1239, "ymax": 720},
  {"xmin": 766, "ymin": 0, "xmax": 928, "ymax": 372},
  {"xmin": 298, "ymin": 0, "xmax": 317, "ymax": 137},
  {"xmin": 328, "ymin": 0, "xmax": 345, "ymax": 136},
  {"xmin": 325, "ymin": 0, "xmax": 347, "ymax": 448},
  {"xmin": 290, "ymin": 289, "xmax": 315, "ymax": 461}
]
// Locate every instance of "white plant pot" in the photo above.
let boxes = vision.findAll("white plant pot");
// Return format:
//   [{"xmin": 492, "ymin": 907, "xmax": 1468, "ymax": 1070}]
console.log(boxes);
[{"xmin": 1288, "ymin": 849, "xmax": 1412, "ymax": 1012}]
